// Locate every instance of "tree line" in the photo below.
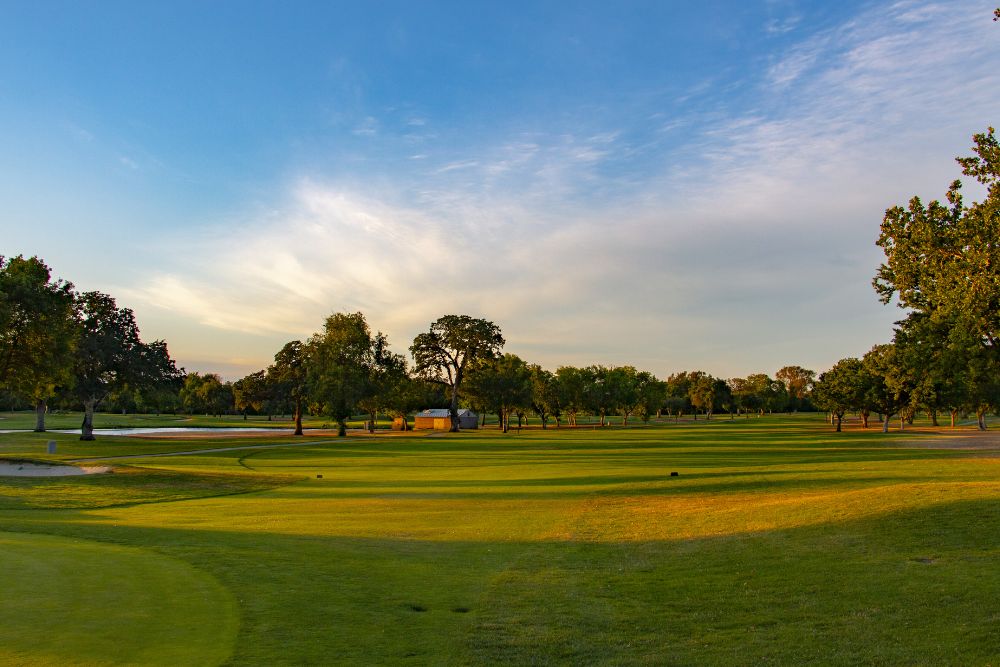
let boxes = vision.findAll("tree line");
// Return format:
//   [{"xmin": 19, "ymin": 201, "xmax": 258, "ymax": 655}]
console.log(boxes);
[
  {"xmin": 813, "ymin": 127, "xmax": 1000, "ymax": 431},
  {"xmin": 157, "ymin": 313, "xmax": 819, "ymax": 435},
  {"xmin": 0, "ymin": 267, "xmax": 818, "ymax": 439}
]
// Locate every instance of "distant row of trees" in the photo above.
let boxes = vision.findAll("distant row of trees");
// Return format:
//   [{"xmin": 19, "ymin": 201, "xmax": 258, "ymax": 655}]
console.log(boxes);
[
  {"xmin": 0, "ymin": 263, "xmax": 821, "ymax": 440},
  {"xmin": 217, "ymin": 310, "xmax": 817, "ymax": 435},
  {"xmin": 813, "ymin": 127, "xmax": 1000, "ymax": 431}
]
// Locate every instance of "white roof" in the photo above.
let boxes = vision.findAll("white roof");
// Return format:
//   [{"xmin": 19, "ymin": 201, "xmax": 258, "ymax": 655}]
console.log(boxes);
[{"xmin": 418, "ymin": 409, "xmax": 476, "ymax": 417}]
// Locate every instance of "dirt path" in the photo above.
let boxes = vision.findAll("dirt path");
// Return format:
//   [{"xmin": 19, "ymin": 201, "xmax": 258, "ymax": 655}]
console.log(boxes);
[
  {"xmin": 886, "ymin": 427, "xmax": 1000, "ymax": 450},
  {"xmin": 68, "ymin": 430, "xmax": 440, "ymax": 462},
  {"xmin": 69, "ymin": 439, "xmax": 333, "ymax": 462}
]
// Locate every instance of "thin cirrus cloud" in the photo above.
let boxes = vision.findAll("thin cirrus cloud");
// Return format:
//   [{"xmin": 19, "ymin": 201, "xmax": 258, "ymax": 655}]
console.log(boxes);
[{"xmin": 128, "ymin": 1, "xmax": 999, "ymax": 378}]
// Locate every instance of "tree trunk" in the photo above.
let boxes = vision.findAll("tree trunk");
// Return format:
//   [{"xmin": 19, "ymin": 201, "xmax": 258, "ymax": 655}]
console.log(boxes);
[
  {"xmin": 81, "ymin": 399, "xmax": 97, "ymax": 441},
  {"xmin": 861, "ymin": 410, "xmax": 869, "ymax": 429},
  {"xmin": 978, "ymin": 408, "xmax": 988, "ymax": 431},
  {"xmin": 835, "ymin": 413, "xmax": 842, "ymax": 432},
  {"xmin": 293, "ymin": 397, "xmax": 304, "ymax": 436},
  {"xmin": 337, "ymin": 419, "xmax": 347, "ymax": 437},
  {"xmin": 930, "ymin": 410, "xmax": 939, "ymax": 426},
  {"xmin": 882, "ymin": 413, "xmax": 890, "ymax": 433},
  {"xmin": 33, "ymin": 398, "xmax": 47, "ymax": 432},
  {"xmin": 368, "ymin": 411, "xmax": 376, "ymax": 434}
]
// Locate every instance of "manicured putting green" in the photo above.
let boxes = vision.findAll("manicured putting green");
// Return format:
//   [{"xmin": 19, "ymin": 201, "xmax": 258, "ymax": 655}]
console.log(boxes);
[{"xmin": 0, "ymin": 531, "xmax": 238, "ymax": 666}]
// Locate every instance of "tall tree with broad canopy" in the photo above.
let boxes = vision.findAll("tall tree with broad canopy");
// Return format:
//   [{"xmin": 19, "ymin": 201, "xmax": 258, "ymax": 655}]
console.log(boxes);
[
  {"xmin": 636, "ymin": 374, "xmax": 666, "ymax": 423},
  {"xmin": 233, "ymin": 370, "xmax": 271, "ymax": 421},
  {"xmin": 268, "ymin": 341, "xmax": 308, "ymax": 434},
  {"xmin": 875, "ymin": 127, "xmax": 1000, "ymax": 428},
  {"xmin": 861, "ymin": 344, "xmax": 911, "ymax": 433},
  {"xmin": 306, "ymin": 312, "xmax": 381, "ymax": 436},
  {"xmin": 0, "ymin": 256, "xmax": 78, "ymax": 432},
  {"xmin": 73, "ymin": 291, "xmax": 181, "ymax": 440},
  {"xmin": 356, "ymin": 332, "xmax": 410, "ymax": 433},
  {"xmin": 555, "ymin": 366, "xmax": 591, "ymax": 426},
  {"xmin": 528, "ymin": 364, "xmax": 560, "ymax": 428},
  {"xmin": 776, "ymin": 366, "xmax": 816, "ymax": 412},
  {"xmin": 813, "ymin": 358, "xmax": 867, "ymax": 432},
  {"xmin": 466, "ymin": 353, "xmax": 532, "ymax": 433},
  {"xmin": 410, "ymin": 315, "xmax": 505, "ymax": 432}
]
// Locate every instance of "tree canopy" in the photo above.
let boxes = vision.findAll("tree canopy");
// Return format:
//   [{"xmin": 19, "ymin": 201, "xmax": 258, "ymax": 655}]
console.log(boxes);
[{"xmin": 410, "ymin": 315, "xmax": 505, "ymax": 432}]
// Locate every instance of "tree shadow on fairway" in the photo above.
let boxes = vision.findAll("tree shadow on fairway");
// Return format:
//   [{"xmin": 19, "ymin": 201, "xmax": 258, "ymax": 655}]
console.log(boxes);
[{"xmin": 3, "ymin": 496, "xmax": 1000, "ymax": 666}]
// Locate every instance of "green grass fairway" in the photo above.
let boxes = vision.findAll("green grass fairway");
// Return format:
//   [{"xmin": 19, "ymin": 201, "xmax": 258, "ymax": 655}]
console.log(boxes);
[
  {"xmin": 2, "ymin": 415, "xmax": 1000, "ymax": 665},
  {"xmin": 0, "ymin": 532, "xmax": 238, "ymax": 666}
]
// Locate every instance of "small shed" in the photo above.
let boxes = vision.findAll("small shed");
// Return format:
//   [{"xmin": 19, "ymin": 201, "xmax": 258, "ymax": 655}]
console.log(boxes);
[{"xmin": 413, "ymin": 409, "xmax": 478, "ymax": 430}]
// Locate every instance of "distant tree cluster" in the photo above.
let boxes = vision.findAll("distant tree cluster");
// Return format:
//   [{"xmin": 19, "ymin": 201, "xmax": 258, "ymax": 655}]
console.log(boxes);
[
  {"xmin": 815, "ymin": 127, "xmax": 1000, "ymax": 431},
  {"xmin": 223, "ymin": 312, "xmax": 818, "ymax": 436},
  {"xmin": 0, "ymin": 256, "xmax": 183, "ymax": 439}
]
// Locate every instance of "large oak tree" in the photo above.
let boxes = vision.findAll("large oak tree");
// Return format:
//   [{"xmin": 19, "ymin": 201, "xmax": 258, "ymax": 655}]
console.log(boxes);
[{"xmin": 410, "ymin": 315, "xmax": 504, "ymax": 432}]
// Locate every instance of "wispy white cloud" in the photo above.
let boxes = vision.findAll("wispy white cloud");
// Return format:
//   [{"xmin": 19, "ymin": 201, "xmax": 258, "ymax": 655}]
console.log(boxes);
[
  {"xmin": 128, "ymin": 0, "xmax": 1000, "ymax": 378},
  {"xmin": 353, "ymin": 116, "xmax": 379, "ymax": 136}
]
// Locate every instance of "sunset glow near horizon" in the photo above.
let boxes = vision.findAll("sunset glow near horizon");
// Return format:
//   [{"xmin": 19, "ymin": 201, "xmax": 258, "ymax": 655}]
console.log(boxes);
[{"xmin": 2, "ymin": 1, "xmax": 998, "ymax": 380}]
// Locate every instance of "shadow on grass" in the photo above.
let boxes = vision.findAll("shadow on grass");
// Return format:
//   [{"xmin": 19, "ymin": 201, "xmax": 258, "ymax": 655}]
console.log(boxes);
[{"xmin": 3, "ymin": 495, "xmax": 1000, "ymax": 665}]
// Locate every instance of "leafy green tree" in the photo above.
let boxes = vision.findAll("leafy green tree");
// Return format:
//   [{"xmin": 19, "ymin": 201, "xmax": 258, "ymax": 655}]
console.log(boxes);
[
  {"xmin": 180, "ymin": 372, "xmax": 208, "ymax": 414},
  {"xmin": 583, "ymin": 365, "xmax": 616, "ymax": 426},
  {"xmin": 776, "ymin": 365, "xmax": 816, "ymax": 412},
  {"xmin": 306, "ymin": 312, "xmax": 379, "ymax": 436},
  {"xmin": 269, "ymin": 341, "xmax": 308, "ymax": 434},
  {"xmin": 665, "ymin": 372, "xmax": 696, "ymax": 419},
  {"xmin": 234, "ymin": 370, "xmax": 271, "ymax": 420},
  {"xmin": 528, "ymin": 364, "xmax": 560, "ymax": 428},
  {"xmin": 0, "ymin": 256, "xmax": 78, "ymax": 431},
  {"xmin": 554, "ymin": 366, "xmax": 591, "ymax": 426},
  {"xmin": 72, "ymin": 292, "xmax": 181, "ymax": 440},
  {"xmin": 688, "ymin": 372, "xmax": 718, "ymax": 420},
  {"xmin": 604, "ymin": 366, "xmax": 658, "ymax": 426},
  {"xmin": 410, "ymin": 315, "xmax": 505, "ymax": 432},
  {"xmin": 876, "ymin": 128, "xmax": 1000, "ymax": 429},
  {"xmin": 813, "ymin": 358, "xmax": 867, "ymax": 432},
  {"xmin": 356, "ymin": 332, "xmax": 410, "ymax": 433},
  {"xmin": 861, "ymin": 344, "xmax": 911, "ymax": 433},
  {"xmin": 728, "ymin": 377, "xmax": 755, "ymax": 418},
  {"xmin": 465, "ymin": 353, "xmax": 531, "ymax": 433},
  {"xmin": 636, "ymin": 375, "xmax": 666, "ymax": 423}
]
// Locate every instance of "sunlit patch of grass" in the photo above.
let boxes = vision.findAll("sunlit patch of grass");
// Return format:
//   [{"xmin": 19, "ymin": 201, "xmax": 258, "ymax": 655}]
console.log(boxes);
[{"xmin": 0, "ymin": 465, "xmax": 299, "ymax": 510}]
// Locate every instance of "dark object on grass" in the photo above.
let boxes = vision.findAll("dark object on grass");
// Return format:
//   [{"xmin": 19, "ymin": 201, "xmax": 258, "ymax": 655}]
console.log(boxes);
[
  {"xmin": 452, "ymin": 607, "xmax": 470, "ymax": 613},
  {"xmin": 316, "ymin": 474, "xmax": 323, "ymax": 479},
  {"xmin": 408, "ymin": 604, "xmax": 427, "ymax": 612},
  {"xmin": 670, "ymin": 471, "xmax": 679, "ymax": 477}
]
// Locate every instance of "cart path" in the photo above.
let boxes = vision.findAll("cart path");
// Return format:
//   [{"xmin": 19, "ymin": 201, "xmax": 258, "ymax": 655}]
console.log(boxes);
[
  {"xmin": 68, "ymin": 439, "xmax": 334, "ymax": 462},
  {"xmin": 67, "ymin": 430, "xmax": 443, "ymax": 462}
]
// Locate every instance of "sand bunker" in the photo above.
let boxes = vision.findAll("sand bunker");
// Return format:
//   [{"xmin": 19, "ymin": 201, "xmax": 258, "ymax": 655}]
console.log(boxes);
[{"xmin": 0, "ymin": 459, "xmax": 112, "ymax": 477}]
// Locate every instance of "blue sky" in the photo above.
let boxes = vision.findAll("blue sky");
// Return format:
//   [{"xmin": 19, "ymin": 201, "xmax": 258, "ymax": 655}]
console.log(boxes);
[{"xmin": 2, "ymin": 1, "xmax": 998, "ymax": 379}]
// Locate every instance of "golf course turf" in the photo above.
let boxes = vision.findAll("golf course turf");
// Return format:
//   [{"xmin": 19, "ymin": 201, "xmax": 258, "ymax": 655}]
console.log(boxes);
[{"xmin": 2, "ymin": 414, "xmax": 1000, "ymax": 665}]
